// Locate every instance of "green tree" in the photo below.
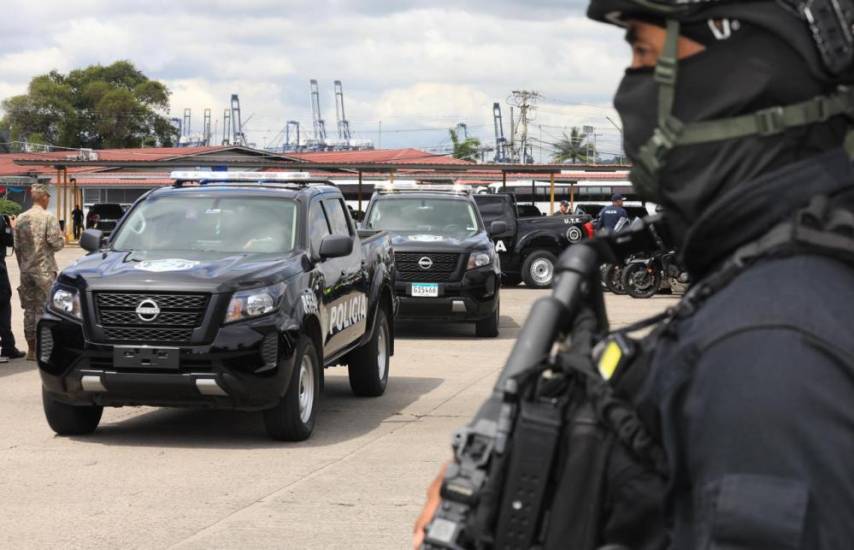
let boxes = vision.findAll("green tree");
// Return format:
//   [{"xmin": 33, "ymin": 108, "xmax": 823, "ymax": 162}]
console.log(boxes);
[
  {"xmin": 449, "ymin": 128, "xmax": 481, "ymax": 161},
  {"xmin": 1, "ymin": 61, "xmax": 175, "ymax": 149},
  {"xmin": 0, "ymin": 199, "xmax": 22, "ymax": 217},
  {"xmin": 552, "ymin": 127, "xmax": 596, "ymax": 164}
]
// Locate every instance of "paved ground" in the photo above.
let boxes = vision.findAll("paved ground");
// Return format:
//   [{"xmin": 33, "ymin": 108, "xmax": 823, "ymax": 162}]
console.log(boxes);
[{"xmin": 0, "ymin": 247, "xmax": 677, "ymax": 549}]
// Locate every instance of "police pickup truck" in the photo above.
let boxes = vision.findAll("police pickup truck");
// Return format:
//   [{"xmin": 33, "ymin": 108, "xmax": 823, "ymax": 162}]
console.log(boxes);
[
  {"xmin": 474, "ymin": 193, "xmax": 590, "ymax": 288},
  {"xmin": 362, "ymin": 184, "xmax": 504, "ymax": 337},
  {"xmin": 38, "ymin": 172, "xmax": 396, "ymax": 441}
]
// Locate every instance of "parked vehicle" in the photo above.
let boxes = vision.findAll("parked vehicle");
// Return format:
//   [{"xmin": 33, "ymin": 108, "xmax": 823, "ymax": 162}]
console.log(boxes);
[
  {"xmin": 88, "ymin": 203, "xmax": 126, "ymax": 237},
  {"xmin": 621, "ymin": 250, "xmax": 686, "ymax": 298},
  {"xmin": 620, "ymin": 220, "xmax": 690, "ymax": 299},
  {"xmin": 363, "ymin": 184, "xmax": 502, "ymax": 337},
  {"xmin": 485, "ymin": 180, "xmax": 658, "ymax": 219},
  {"xmin": 38, "ymin": 172, "xmax": 396, "ymax": 441},
  {"xmin": 602, "ymin": 263, "xmax": 627, "ymax": 295},
  {"xmin": 473, "ymin": 193, "xmax": 591, "ymax": 289}
]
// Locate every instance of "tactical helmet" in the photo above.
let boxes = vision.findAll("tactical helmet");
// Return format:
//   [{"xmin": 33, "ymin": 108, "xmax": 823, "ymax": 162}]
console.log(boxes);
[
  {"xmin": 589, "ymin": 1, "xmax": 854, "ymax": 77},
  {"xmin": 587, "ymin": 0, "xmax": 854, "ymax": 199}
]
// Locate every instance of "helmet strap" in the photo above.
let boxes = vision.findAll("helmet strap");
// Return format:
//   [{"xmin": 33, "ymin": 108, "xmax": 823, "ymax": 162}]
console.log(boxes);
[
  {"xmin": 629, "ymin": 18, "xmax": 854, "ymax": 196},
  {"xmin": 631, "ymin": 18, "xmax": 682, "ymax": 199}
]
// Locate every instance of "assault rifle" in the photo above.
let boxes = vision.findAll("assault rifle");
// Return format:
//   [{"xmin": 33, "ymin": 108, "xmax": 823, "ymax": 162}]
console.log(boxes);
[{"xmin": 422, "ymin": 216, "xmax": 664, "ymax": 550}]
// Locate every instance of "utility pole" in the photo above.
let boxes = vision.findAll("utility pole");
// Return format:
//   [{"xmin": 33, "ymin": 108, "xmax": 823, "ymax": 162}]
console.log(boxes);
[
  {"xmin": 606, "ymin": 116, "xmax": 625, "ymax": 163},
  {"xmin": 582, "ymin": 125, "xmax": 595, "ymax": 165},
  {"xmin": 509, "ymin": 90, "xmax": 540, "ymax": 164}
]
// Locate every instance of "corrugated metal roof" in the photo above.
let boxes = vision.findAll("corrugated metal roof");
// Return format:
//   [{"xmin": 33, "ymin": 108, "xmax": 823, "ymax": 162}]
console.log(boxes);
[{"xmin": 286, "ymin": 148, "xmax": 471, "ymax": 165}]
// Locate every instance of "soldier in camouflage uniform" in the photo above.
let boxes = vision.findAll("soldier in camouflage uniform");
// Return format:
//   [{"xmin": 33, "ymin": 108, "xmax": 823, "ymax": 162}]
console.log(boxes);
[{"xmin": 15, "ymin": 184, "xmax": 64, "ymax": 360}]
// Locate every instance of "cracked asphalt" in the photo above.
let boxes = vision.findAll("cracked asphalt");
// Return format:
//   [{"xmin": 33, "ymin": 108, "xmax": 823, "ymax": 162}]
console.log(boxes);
[{"xmin": 0, "ymin": 247, "xmax": 676, "ymax": 549}]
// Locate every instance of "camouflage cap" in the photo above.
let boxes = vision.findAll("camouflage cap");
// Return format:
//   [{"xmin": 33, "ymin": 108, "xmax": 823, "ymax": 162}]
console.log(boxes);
[{"xmin": 31, "ymin": 183, "xmax": 51, "ymax": 195}]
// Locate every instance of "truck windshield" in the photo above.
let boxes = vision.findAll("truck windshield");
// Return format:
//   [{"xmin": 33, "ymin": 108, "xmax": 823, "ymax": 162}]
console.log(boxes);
[
  {"xmin": 112, "ymin": 195, "xmax": 299, "ymax": 254},
  {"xmin": 366, "ymin": 198, "xmax": 480, "ymax": 238}
]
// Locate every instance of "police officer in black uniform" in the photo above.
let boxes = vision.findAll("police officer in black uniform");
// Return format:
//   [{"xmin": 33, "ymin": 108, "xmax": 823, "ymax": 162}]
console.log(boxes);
[
  {"xmin": 595, "ymin": 193, "xmax": 629, "ymax": 231},
  {"xmin": 591, "ymin": 2, "xmax": 854, "ymax": 547},
  {"xmin": 0, "ymin": 214, "xmax": 24, "ymax": 360},
  {"xmin": 416, "ymin": 1, "xmax": 854, "ymax": 548}
]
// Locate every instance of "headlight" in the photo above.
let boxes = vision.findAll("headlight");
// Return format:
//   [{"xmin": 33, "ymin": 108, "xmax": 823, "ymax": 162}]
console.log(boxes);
[
  {"xmin": 225, "ymin": 282, "xmax": 287, "ymax": 324},
  {"xmin": 50, "ymin": 287, "xmax": 82, "ymax": 320},
  {"xmin": 467, "ymin": 251, "xmax": 493, "ymax": 270}
]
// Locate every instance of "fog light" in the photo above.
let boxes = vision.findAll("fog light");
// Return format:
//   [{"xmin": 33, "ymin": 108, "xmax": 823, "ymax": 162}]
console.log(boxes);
[{"xmin": 39, "ymin": 326, "xmax": 54, "ymax": 364}]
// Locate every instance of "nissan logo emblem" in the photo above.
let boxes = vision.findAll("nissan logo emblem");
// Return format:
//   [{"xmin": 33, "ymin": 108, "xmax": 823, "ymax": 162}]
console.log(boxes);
[
  {"xmin": 135, "ymin": 299, "xmax": 161, "ymax": 322},
  {"xmin": 418, "ymin": 257, "xmax": 434, "ymax": 270}
]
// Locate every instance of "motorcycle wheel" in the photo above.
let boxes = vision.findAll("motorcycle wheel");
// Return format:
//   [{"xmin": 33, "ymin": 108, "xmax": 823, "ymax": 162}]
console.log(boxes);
[
  {"xmin": 604, "ymin": 264, "xmax": 627, "ymax": 295},
  {"xmin": 622, "ymin": 263, "xmax": 662, "ymax": 299}
]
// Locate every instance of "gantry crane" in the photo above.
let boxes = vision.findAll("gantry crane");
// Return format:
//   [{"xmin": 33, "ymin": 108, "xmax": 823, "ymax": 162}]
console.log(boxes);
[
  {"xmin": 285, "ymin": 121, "xmax": 301, "ymax": 152},
  {"xmin": 334, "ymin": 80, "xmax": 352, "ymax": 141},
  {"xmin": 310, "ymin": 80, "xmax": 327, "ymax": 143},
  {"xmin": 493, "ymin": 103, "xmax": 509, "ymax": 163},
  {"xmin": 230, "ymin": 94, "xmax": 247, "ymax": 146}
]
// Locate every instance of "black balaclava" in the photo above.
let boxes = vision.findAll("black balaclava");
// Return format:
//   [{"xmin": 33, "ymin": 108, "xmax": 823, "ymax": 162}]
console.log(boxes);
[{"xmin": 613, "ymin": 20, "xmax": 849, "ymax": 273}]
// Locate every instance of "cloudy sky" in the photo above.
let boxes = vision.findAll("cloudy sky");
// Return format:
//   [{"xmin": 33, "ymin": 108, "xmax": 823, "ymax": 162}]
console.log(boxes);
[{"xmin": 0, "ymin": 1, "xmax": 629, "ymax": 157}]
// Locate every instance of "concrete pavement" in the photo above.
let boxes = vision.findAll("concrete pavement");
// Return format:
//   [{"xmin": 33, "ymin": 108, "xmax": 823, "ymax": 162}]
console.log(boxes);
[{"xmin": 0, "ymin": 247, "xmax": 676, "ymax": 549}]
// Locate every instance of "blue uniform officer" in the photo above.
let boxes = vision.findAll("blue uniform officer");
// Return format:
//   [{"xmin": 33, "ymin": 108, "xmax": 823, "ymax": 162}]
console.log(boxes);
[{"xmin": 595, "ymin": 194, "xmax": 629, "ymax": 231}]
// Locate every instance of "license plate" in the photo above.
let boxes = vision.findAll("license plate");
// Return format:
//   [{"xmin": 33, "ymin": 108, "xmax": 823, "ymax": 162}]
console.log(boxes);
[
  {"xmin": 411, "ymin": 283, "xmax": 440, "ymax": 298},
  {"xmin": 113, "ymin": 346, "xmax": 180, "ymax": 370}
]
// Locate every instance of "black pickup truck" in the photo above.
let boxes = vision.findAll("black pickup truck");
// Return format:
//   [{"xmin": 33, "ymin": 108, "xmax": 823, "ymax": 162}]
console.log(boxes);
[
  {"xmin": 38, "ymin": 172, "xmax": 396, "ymax": 441},
  {"xmin": 362, "ymin": 185, "xmax": 504, "ymax": 337},
  {"xmin": 474, "ymin": 193, "xmax": 590, "ymax": 288}
]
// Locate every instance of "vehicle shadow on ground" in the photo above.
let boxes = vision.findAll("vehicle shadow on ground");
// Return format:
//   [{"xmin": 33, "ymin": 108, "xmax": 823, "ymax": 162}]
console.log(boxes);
[
  {"xmin": 0, "ymin": 361, "xmax": 36, "ymax": 380},
  {"xmin": 395, "ymin": 316, "xmax": 521, "ymax": 341},
  {"xmin": 68, "ymin": 374, "xmax": 442, "ymax": 450}
]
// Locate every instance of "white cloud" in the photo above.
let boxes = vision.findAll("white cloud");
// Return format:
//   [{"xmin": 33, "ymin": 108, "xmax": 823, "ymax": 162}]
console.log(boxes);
[{"xmin": 0, "ymin": 0, "xmax": 628, "ymax": 154}]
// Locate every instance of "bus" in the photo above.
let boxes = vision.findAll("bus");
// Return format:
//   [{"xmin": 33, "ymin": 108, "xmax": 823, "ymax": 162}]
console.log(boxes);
[{"xmin": 484, "ymin": 180, "xmax": 657, "ymax": 219}]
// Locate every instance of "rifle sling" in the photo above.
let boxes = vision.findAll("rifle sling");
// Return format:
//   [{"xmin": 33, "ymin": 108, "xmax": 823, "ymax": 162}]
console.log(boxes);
[{"xmin": 494, "ymin": 398, "xmax": 564, "ymax": 548}]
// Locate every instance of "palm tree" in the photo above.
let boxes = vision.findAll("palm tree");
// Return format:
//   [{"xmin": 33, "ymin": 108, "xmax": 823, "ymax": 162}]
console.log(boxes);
[
  {"xmin": 552, "ymin": 127, "xmax": 595, "ymax": 164},
  {"xmin": 449, "ymin": 128, "xmax": 481, "ymax": 161}
]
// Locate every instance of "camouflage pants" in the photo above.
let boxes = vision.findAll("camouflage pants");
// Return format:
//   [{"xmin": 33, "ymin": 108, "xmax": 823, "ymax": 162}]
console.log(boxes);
[{"xmin": 18, "ymin": 272, "xmax": 56, "ymax": 344}]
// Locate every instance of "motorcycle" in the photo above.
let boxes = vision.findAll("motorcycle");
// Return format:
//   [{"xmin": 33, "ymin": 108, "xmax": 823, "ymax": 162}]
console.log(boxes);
[
  {"xmin": 599, "ymin": 217, "xmax": 634, "ymax": 295},
  {"xmin": 621, "ymin": 249, "xmax": 689, "ymax": 299},
  {"xmin": 602, "ymin": 263, "xmax": 627, "ymax": 294}
]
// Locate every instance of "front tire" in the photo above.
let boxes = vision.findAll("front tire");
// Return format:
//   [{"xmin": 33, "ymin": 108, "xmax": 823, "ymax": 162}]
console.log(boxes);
[
  {"xmin": 522, "ymin": 250, "xmax": 557, "ymax": 289},
  {"xmin": 622, "ymin": 263, "xmax": 662, "ymax": 299},
  {"xmin": 475, "ymin": 296, "xmax": 500, "ymax": 338},
  {"xmin": 42, "ymin": 388, "xmax": 103, "ymax": 436},
  {"xmin": 348, "ymin": 308, "xmax": 391, "ymax": 397},
  {"xmin": 263, "ymin": 336, "xmax": 321, "ymax": 441},
  {"xmin": 604, "ymin": 264, "xmax": 626, "ymax": 295}
]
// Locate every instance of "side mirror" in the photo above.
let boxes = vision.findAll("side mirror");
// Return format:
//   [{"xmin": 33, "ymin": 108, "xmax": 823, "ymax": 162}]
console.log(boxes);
[
  {"xmin": 489, "ymin": 221, "xmax": 508, "ymax": 236},
  {"xmin": 80, "ymin": 229, "xmax": 104, "ymax": 253},
  {"xmin": 318, "ymin": 234, "xmax": 354, "ymax": 259}
]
